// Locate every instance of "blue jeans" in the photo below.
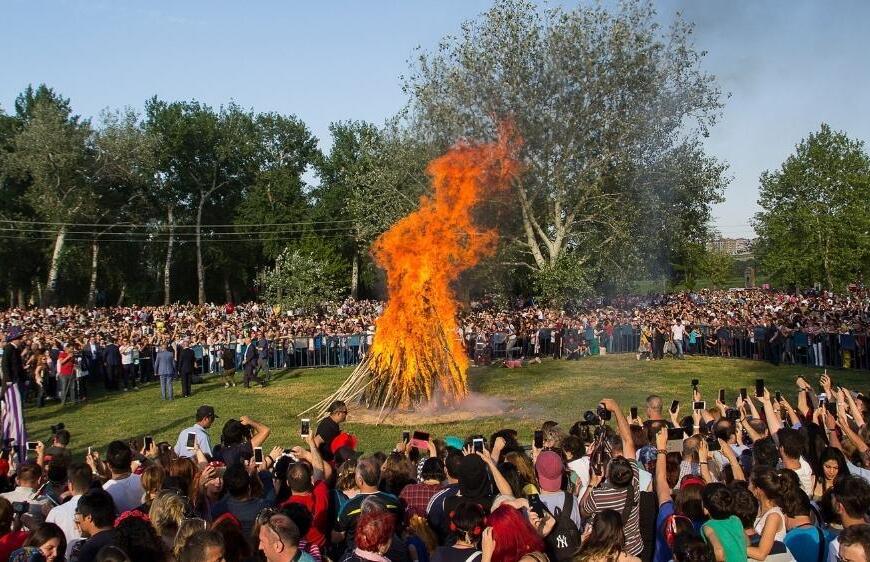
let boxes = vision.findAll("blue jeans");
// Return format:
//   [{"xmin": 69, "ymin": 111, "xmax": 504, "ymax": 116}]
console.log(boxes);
[
  {"xmin": 674, "ymin": 339, "xmax": 684, "ymax": 357},
  {"xmin": 160, "ymin": 376, "xmax": 174, "ymax": 400}
]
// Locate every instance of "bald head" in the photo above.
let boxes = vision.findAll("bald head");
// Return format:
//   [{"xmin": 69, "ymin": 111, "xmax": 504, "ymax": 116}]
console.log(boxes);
[{"xmin": 646, "ymin": 395, "xmax": 664, "ymax": 418}]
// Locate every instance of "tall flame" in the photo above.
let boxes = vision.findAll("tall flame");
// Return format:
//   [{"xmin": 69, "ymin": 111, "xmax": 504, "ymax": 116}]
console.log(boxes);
[{"xmin": 362, "ymin": 126, "xmax": 521, "ymax": 408}]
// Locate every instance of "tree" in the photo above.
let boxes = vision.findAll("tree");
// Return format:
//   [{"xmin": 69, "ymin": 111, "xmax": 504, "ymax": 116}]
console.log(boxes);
[
  {"xmin": 256, "ymin": 244, "xmax": 347, "ymax": 311},
  {"xmin": 403, "ymin": 0, "xmax": 726, "ymax": 298},
  {"xmin": 315, "ymin": 121, "xmax": 432, "ymax": 298},
  {"xmin": 4, "ymin": 86, "xmax": 93, "ymax": 305},
  {"xmin": 703, "ymin": 249, "xmax": 735, "ymax": 289},
  {"xmin": 754, "ymin": 123, "xmax": 870, "ymax": 290}
]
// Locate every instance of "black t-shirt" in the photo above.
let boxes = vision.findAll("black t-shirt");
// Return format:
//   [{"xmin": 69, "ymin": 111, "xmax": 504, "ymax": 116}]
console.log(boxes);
[
  {"xmin": 337, "ymin": 491, "xmax": 401, "ymax": 546},
  {"xmin": 212, "ymin": 442, "xmax": 253, "ymax": 467},
  {"xmin": 221, "ymin": 349, "xmax": 236, "ymax": 370},
  {"xmin": 432, "ymin": 546, "xmax": 482, "ymax": 562},
  {"xmin": 443, "ymin": 494, "xmax": 495, "ymax": 517},
  {"xmin": 316, "ymin": 417, "xmax": 340, "ymax": 461}
]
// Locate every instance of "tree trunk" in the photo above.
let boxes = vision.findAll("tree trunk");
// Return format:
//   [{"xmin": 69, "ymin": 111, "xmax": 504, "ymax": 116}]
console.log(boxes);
[
  {"xmin": 35, "ymin": 281, "xmax": 43, "ymax": 306},
  {"xmin": 7, "ymin": 289, "xmax": 13, "ymax": 308},
  {"xmin": 163, "ymin": 206, "xmax": 175, "ymax": 305},
  {"xmin": 224, "ymin": 275, "xmax": 232, "ymax": 303},
  {"xmin": 87, "ymin": 240, "xmax": 100, "ymax": 308},
  {"xmin": 196, "ymin": 199, "xmax": 206, "ymax": 304},
  {"xmin": 351, "ymin": 249, "xmax": 360, "ymax": 299},
  {"xmin": 16, "ymin": 288, "xmax": 25, "ymax": 308},
  {"xmin": 44, "ymin": 226, "xmax": 67, "ymax": 306},
  {"xmin": 117, "ymin": 284, "xmax": 126, "ymax": 306}
]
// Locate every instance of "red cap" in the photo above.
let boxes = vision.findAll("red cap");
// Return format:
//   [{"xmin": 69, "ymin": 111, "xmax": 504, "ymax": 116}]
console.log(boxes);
[
  {"xmin": 535, "ymin": 451, "xmax": 565, "ymax": 492},
  {"xmin": 680, "ymin": 474, "xmax": 705, "ymax": 489},
  {"xmin": 330, "ymin": 432, "xmax": 358, "ymax": 454}
]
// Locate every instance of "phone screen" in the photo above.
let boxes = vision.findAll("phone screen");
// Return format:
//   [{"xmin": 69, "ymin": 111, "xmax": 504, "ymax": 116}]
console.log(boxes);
[
  {"xmin": 630, "ymin": 406, "xmax": 638, "ymax": 420},
  {"xmin": 473, "ymin": 438, "xmax": 484, "ymax": 453},
  {"xmin": 186, "ymin": 432, "xmax": 196, "ymax": 449},
  {"xmin": 402, "ymin": 430, "xmax": 410, "ymax": 443},
  {"xmin": 26, "ymin": 441, "xmax": 37, "ymax": 451},
  {"xmin": 740, "ymin": 388, "xmax": 748, "ymax": 400},
  {"xmin": 755, "ymin": 379, "xmax": 765, "ymax": 398},
  {"xmin": 670, "ymin": 400, "xmax": 679, "ymax": 414},
  {"xmin": 300, "ymin": 418, "xmax": 311, "ymax": 437},
  {"xmin": 667, "ymin": 428, "xmax": 685, "ymax": 441},
  {"xmin": 412, "ymin": 431, "xmax": 430, "ymax": 443},
  {"xmin": 527, "ymin": 493, "xmax": 546, "ymax": 517},
  {"xmin": 693, "ymin": 401, "xmax": 705, "ymax": 411},
  {"xmin": 718, "ymin": 389, "xmax": 725, "ymax": 403},
  {"xmin": 254, "ymin": 447, "xmax": 264, "ymax": 464},
  {"xmin": 144, "ymin": 436, "xmax": 154, "ymax": 449},
  {"xmin": 775, "ymin": 391, "xmax": 782, "ymax": 403},
  {"xmin": 533, "ymin": 430, "xmax": 544, "ymax": 449},
  {"xmin": 691, "ymin": 379, "xmax": 699, "ymax": 387}
]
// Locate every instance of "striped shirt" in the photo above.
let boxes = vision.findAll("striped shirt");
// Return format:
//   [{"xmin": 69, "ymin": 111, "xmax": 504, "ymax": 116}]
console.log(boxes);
[{"xmin": 580, "ymin": 460, "xmax": 642, "ymax": 555}]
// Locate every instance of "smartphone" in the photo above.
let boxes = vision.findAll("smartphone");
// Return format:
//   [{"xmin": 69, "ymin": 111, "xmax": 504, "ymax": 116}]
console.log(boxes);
[
  {"xmin": 473, "ymin": 438, "xmax": 485, "ymax": 453},
  {"xmin": 26, "ymin": 442, "xmax": 37, "ymax": 451},
  {"xmin": 87, "ymin": 446, "xmax": 92, "ymax": 456},
  {"xmin": 300, "ymin": 418, "xmax": 311, "ymax": 438},
  {"xmin": 706, "ymin": 437, "xmax": 721, "ymax": 451},
  {"xmin": 533, "ymin": 430, "xmax": 544, "ymax": 449},
  {"xmin": 818, "ymin": 393, "xmax": 827, "ymax": 406},
  {"xmin": 755, "ymin": 379, "xmax": 765, "ymax": 398},
  {"xmin": 630, "ymin": 406, "xmax": 638, "ymax": 420},
  {"xmin": 410, "ymin": 431, "xmax": 430, "ymax": 449},
  {"xmin": 144, "ymin": 435, "xmax": 154, "ymax": 450},
  {"xmin": 670, "ymin": 400, "xmax": 679, "ymax": 414},
  {"xmin": 254, "ymin": 447, "xmax": 264, "ymax": 464},
  {"xmin": 666, "ymin": 428, "xmax": 685, "ymax": 453},
  {"xmin": 527, "ymin": 493, "xmax": 547, "ymax": 518},
  {"xmin": 693, "ymin": 401, "xmax": 706, "ymax": 411},
  {"xmin": 774, "ymin": 391, "xmax": 782, "ymax": 403},
  {"xmin": 402, "ymin": 430, "xmax": 410, "ymax": 443},
  {"xmin": 740, "ymin": 388, "xmax": 748, "ymax": 401},
  {"xmin": 718, "ymin": 389, "xmax": 725, "ymax": 403},
  {"xmin": 186, "ymin": 432, "xmax": 196, "ymax": 450},
  {"xmin": 691, "ymin": 379, "xmax": 699, "ymax": 388}
]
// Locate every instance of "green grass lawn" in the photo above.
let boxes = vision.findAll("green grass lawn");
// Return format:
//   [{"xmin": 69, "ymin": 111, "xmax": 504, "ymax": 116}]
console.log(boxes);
[{"xmin": 26, "ymin": 355, "xmax": 869, "ymax": 458}]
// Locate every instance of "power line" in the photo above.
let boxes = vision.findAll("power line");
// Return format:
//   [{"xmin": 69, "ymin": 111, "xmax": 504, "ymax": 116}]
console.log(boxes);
[
  {"xmin": 0, "ymin": 217, "xmax": 358, "ymax": 228},
  {"xmin": 0, "ymin": 226, "xmax": 358, "ymax": 237},
  {"xmin": 0, "ymin": 233, "xmax": 357, "ymax": 243}
]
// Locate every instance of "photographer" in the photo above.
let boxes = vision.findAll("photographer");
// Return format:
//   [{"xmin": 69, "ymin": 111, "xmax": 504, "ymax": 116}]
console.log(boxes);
[
  {"xmin": 211, "ymin": 416, "xmax": 271, "ymax": 467},
  {"xmin": 0, "ymin": 463, "xmax": 52, "ymax": 527},
  {"xmin": 43, "ymin": 425, "xmax": 72, "ymax": 466},
  {"xmin": 580, "ymin": 398, "xmax": 643, "ymax": 557}
]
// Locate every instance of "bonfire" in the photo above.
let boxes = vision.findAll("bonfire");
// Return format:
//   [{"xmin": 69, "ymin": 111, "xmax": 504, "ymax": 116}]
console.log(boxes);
[{"xmin": 305, "ymin": 128, "xmax": 519, "ymax": 421}]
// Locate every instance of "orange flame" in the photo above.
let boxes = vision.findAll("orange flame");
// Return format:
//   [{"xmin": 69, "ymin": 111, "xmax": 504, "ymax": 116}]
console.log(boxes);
[{"xmin": 365, "ymin": 126, "xmax": 521, "ymax": 407}]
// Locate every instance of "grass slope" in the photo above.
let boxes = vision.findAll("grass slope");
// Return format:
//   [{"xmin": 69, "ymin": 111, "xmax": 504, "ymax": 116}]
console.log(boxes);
[{"xmin": 27, "ymin": 355, "xmax": 867, "ymax": 457}]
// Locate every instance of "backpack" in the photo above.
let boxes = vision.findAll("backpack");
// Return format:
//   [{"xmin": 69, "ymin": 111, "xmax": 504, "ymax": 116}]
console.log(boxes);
[{"xmin": 544, "ymin": 492, "xmax": 581, "ymax": 561}]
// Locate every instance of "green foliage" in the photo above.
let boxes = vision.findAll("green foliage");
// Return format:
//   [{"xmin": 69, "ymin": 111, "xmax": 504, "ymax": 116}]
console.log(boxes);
[
  {"xmin": 533, "ymin": 253, "xmax": 591, "ymax": 305},
  {"xmin": 754, "ymin": 124, "xmax": 870, "ymax": 290},
  {"xmin": 403, "ymin": 0, "xmax": 727, "ymax": 294},
  {"xmin": 256, "ymin": 243, "xmax": 347, "ymax": 311}
]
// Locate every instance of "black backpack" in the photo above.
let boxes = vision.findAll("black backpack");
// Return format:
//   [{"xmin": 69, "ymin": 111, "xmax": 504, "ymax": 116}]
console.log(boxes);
[{"xmin": 544, "ymin": 492, "xmax": 582, "ymax": 561}]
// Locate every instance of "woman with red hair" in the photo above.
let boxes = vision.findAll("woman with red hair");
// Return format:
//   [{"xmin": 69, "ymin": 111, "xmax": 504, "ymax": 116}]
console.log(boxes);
[
  {"xmin": 347, "ymin": 511, "xmax": 396, "ymax": 562},
  {"xmin": 482, "ymin": 505, "xmax": 547, "ymax": 562}
]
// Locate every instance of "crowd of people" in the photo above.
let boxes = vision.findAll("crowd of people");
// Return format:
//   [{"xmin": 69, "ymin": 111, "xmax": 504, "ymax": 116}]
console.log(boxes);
[
  {"xmin": 1, "ymin": 287, "xmax": 869, "ymax": 410},
  {"xmin": 0, "ymin": 371, "xmax": 866, "ymax": 562}
]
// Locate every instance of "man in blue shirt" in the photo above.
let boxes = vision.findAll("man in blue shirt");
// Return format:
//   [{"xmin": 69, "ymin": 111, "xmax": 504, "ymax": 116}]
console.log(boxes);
[{"xmin": 174, "ymin": 405, "xmax": 217, "ymax": 458}]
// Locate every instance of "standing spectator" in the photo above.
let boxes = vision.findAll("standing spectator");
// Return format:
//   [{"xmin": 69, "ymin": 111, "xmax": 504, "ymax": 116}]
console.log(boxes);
[
  {"xmin": 58, "ymin": 342, "xmax": 77, "ymax": 406},
  {"xmin": 178, "ymin": 530, "xmax": 224, "ymax": 562},
  {"xmin": 257, "ymin": 513, "xmax": 314, "ymax": 562},
  {"xmin": 46, "ymin": 462, "xmax": 93, "ymax": 557},
  {"xmin": 119, "ymin": 339, "xmax": 138, "ymax": 392},
  {"xmin": 343, "ymin": 511, "xmax": 393, "ymax": 562},
  {"xmin": 174, "ymin": 405, "xmax": 217, "ymax": 458},
  {"xmin": 103, "ymin": 339, "xmax": 122, "ymax": 391},
  {"xmin": 574, "ymin": 509, "xmax": 641, "ymax": 562},
  {"xmin": 101, "ymin": 440, "xmax": 144, "ymax": 514},
  {"xmin": 1, "ymin": 326, "xmax": 29, "ymax": 460},
  {"xmin": 20, "ymin": 522, "xmax": 66, "ymax": 562},
  {"xmin": 401, "ymin": 457, "xmax": 445, "ymax": 518},
  {"xmin": 826, "ymin": 476, "xmax": 870, "ymax": 562},
  {"xmin": 72, "ymin": 490, "xmax": 119, "ymax": 562},
  {"xmin": 154, "ymin": 343, "xmax": 176, "ymax": 401},
  {"xmin": 535, "ymin": 451, "xmax": 582, "ymax": 528},
  {"xmin": 481, "ymin": 505, "xmax": 547, "ymax": 562},
  {"xmin": 220, "ymin": 345, "xmax": 236, "ymax": 388},
  {"xmin": 699, "ymin": 484, "xmax": 746, "ymax": 562},
  {"xmin": 177, "ymin": 340, "xmax": 196, "ymax": 398},
  {"xmin": 257, "ymin": 335, "xmax": 271, "ymax": 382},
  {"xmin": 1, "ymin": 463, "xmax": 51, "ymax": 525},
  {"xmin": 838, "ymin": 526, "xmax": 870, "ymax": 562},
  {"xmin": 335, "ymin": 457, "xmax": 401, "ymax": 549},
  {"xmin": 672, "ymin": 319, "xmax": 686, "ymax": 359},
  {"xmin": 280, "ymin": 436, "xmax": 329, "ymax": 549},
  {"xmin": 314, "ymin": 401, "xmax": 348, "ymax": 462},
  {"xmin": 242, "ymin": 337, "xmax": 265, "ymax": 388},
  {"xmin": 210, "ymin": 464, "xmax": 272, "ymax": 539}
]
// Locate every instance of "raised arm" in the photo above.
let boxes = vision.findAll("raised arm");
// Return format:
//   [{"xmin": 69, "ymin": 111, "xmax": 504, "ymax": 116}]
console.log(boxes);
[
  {"xmin": 477, "ymin": 450, "xmax": 513, "ymax": 497},
  {"xmin": 760, "ymin": 388, "xmax": 783, "ymax": 435},
  {"xmin": 654, "ymin": 428, "xmax": 671, "ymax": 506},
  {"xmin": 241, "ymin": 416, "xmax": 271, "ymax": 448},
  {"xmin": 602, "ymin": 398, "xmax": 635, "ymax": 459}
]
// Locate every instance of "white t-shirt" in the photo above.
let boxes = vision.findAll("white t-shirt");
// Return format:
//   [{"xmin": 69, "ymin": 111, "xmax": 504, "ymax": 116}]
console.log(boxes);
[
  {"xmin": 103, "ymin": 473, "xmax": 144, "ymax": 513},
  {"xmin": 46, "ymin": 494, "xmax": 81, "ymax": 557},
  {"xmin": 672, "ymin": 324, "xmax": 685, "ymax": 340}
]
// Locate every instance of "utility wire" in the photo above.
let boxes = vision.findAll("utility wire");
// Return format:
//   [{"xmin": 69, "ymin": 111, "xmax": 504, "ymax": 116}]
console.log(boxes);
[{"xmin": 0, "ymin": 218, "xmax": 357, "ymax": 228}]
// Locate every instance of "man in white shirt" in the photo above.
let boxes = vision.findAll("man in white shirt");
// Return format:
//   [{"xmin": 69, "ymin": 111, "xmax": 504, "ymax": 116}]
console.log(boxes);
[
  {"xmin": 826, "ymin": 476, "xmax": 870, "ymax": 562},
  {"xmin": 671, "ymin": 319, "xmax": 685, "ymax": 359},
  {"xmin": 46, "ymin": 462, "xmax": 93, "ymax": 557},
  {"xmin": 778, "ymin": 429, "xmax": 814, "ymax": 496},
  {"xmin": 101, "ymin": 440, "xmax": 143, "ymax": 513},
  {"xmin": 0, "ymin": 463, "xmax": 52, "ymax": 526},
  {"xmin": 174, "ymin": 405, "xmax": 217, "ymax": 458}
]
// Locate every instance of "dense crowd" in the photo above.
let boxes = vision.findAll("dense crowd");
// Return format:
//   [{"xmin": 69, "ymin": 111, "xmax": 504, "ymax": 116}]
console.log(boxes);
[{"xmin": 0, "ymin": 370, "xmax": 867, "ymax": 562}]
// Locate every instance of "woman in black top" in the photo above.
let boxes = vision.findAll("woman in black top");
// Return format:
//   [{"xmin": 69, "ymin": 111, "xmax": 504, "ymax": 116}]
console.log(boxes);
[{"xmin": 432, "ymin": 503, "xmax": 485, "ymax": 562}]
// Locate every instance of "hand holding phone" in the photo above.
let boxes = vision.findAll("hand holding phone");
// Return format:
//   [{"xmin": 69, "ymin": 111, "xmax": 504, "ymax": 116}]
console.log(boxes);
[
  {"xmin": 755, "ymin": 379, "xmax": 765, "ymax": 398},
  {"xmin": 473, "ymin": 438, "xmax": 485, "ymax": 453},
  {"xmin": 254, "ymin": 447, "xmax": 264, "ymax": 464},
  {"xmin": 533, "ymin": 430, "xmax": 544, "ymax": 449},
  {"xmin": 630, "ymin": 406, "xmax": 638, "ymax": 420},
  {"xmin": 410, "ymin": 431, "xmax": 430, "ymax": 450},
  {"xmin": 718, "ymin": 389, "xmax": 725, "ymax": 403},
  {"xmin": 670, "ymin": 400, "xmax": 680, "ymax": 414},
  {"xmin": 186, "ymin": 432, "xmax": 196, "ymax": 450},
  {"xmin": 300, "ymin": 418, "xmax": 311, "ymax": 438},
  {"xmin": 144, "ymin": 436, "xmax": 154, "ymax": 450}
]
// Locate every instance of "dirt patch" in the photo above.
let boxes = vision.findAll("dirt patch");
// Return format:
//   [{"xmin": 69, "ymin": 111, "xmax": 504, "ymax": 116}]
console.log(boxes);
[{"xmin": 348, "ymin": 392, "xmax": 508, "ymax": 426}]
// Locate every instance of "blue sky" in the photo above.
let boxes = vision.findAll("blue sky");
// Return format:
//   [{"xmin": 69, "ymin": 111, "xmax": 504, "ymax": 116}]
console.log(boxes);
[{"xmin": 3, "ymin": 1, "xmax": 869, "ymax": 238}]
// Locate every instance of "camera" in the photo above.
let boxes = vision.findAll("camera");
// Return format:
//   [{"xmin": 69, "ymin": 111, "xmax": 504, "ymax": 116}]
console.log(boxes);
[
  {"xmin": 50, "ymin": 423, "xmax": 65, "ymax": 434},
  {"xmin": 596, "ymin": 403, "xmax": 612, "ymax": 422},
  {"xmin": 583, "ymin": 410, "xmax": 600, "ymax": 425}
]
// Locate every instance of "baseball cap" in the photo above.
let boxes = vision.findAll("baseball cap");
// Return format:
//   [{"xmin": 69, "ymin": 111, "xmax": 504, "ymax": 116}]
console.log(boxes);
[
  {"xmin": 535, "ymin": 450, "xmax": 565, "ymax": 492},
  {"xmin": 196, "ymin": 405, "xmax": 218, "ymax": 420},
  {"xmin": 680, "ymin": 474, "xmax": 705, "ymax": 490}
]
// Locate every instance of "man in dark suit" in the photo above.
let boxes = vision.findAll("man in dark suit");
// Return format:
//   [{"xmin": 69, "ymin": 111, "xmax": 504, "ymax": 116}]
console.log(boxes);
[
  {"xmin": 103, "ymin": 338, "xmax": 122, "ymax": 391},
  {"xmin": 82, "ymin": 336, "xmax": 104, "ymax": 387},
  {"xmin": 242, "ymin": 336, "xmax": 266, "ymax": 388},
  {"xmin": 177, "ymin": 340, "xmax": 196, "ymax": 398}
]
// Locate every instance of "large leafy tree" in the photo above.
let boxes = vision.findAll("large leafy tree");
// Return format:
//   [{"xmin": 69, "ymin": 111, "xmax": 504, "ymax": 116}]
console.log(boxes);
[
  {"xmin": 4, "ymin": 85, "xmax": 94, "ymax": 305},
  {"xmin": 754, "ymin": 124, "xmax": 870, "ymax": 290},
  {"xmin": 403, "ymin": 0, "xmax": 727, "ymax": 301}
]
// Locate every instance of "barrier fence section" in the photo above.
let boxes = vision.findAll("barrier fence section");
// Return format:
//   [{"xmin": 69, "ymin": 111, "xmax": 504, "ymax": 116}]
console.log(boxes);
[{"xmin": 159, "ymin": 325, "xmax": 868, "ymax": 378}]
